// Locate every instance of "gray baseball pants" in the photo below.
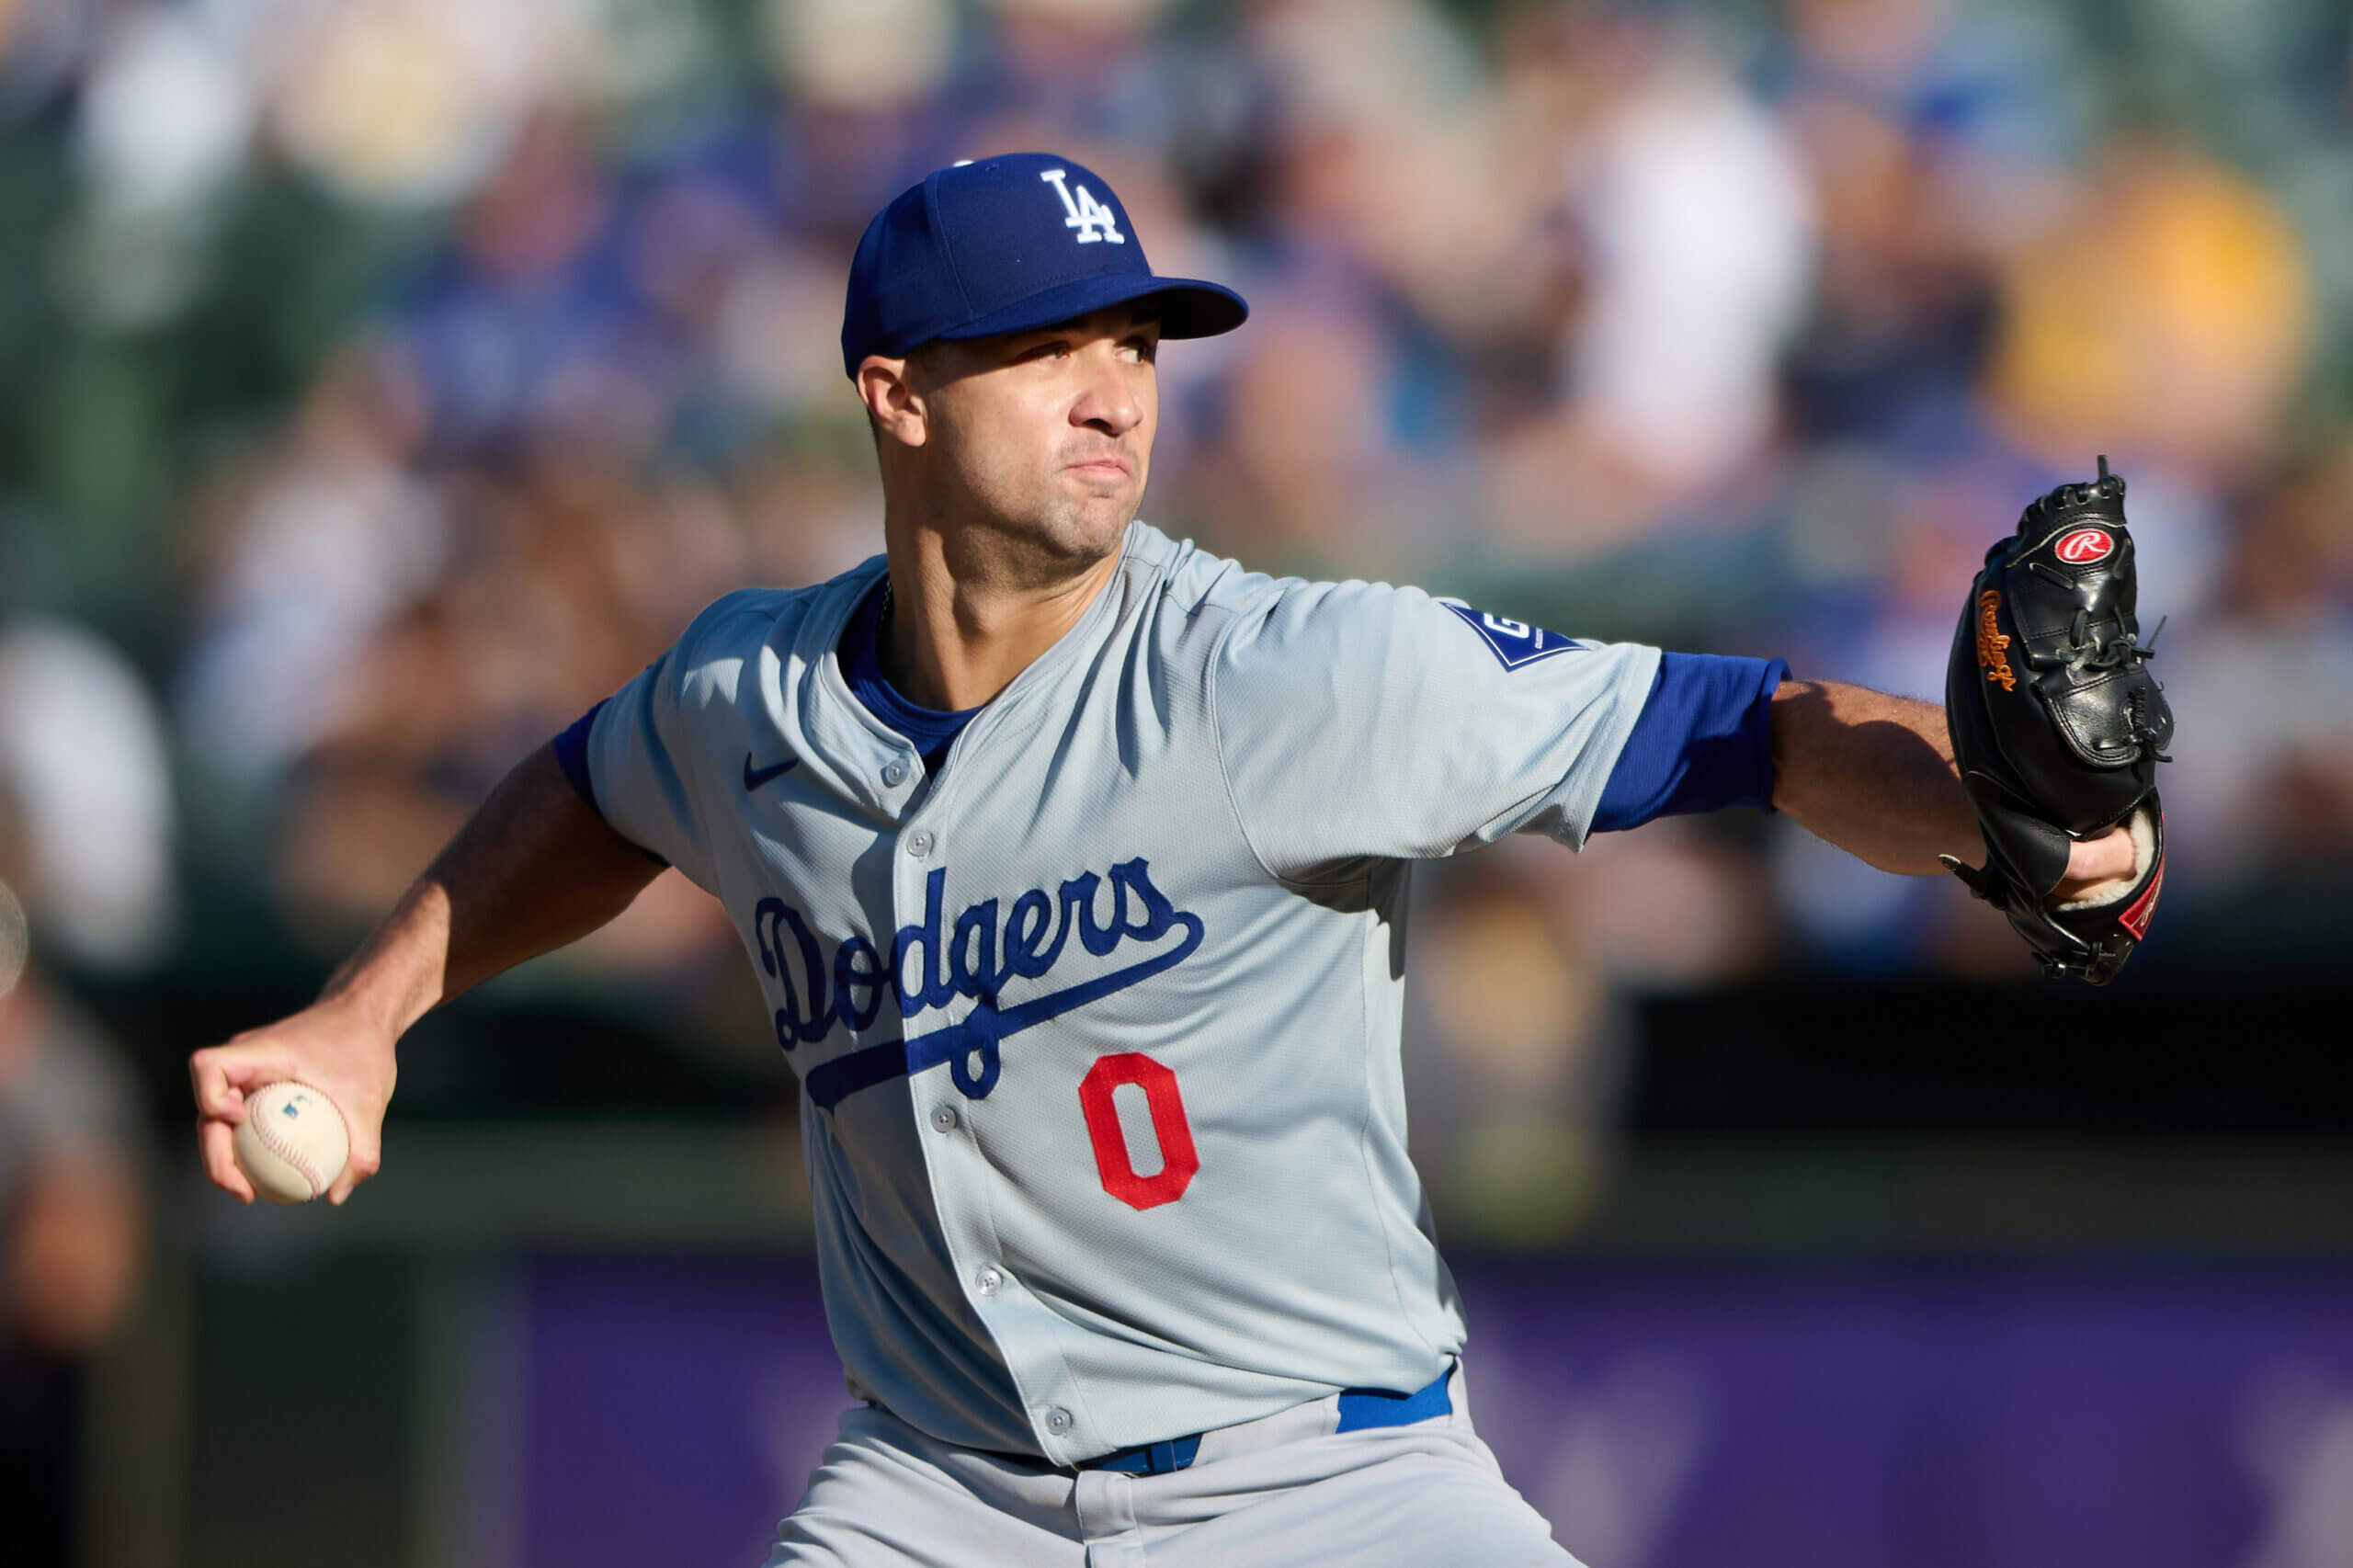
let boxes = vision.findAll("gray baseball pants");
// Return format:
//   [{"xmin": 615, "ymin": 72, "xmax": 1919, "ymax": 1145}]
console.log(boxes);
[{"xmin": 760, "ymin": 1361, "xmax": 1578, "ymax": 1567}]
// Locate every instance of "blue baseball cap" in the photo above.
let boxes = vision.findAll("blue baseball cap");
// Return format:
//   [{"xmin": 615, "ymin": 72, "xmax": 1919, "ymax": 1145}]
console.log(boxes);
[{"xmin": 841, "ymin": 153, "xmax": 1248, "ymax": 379}]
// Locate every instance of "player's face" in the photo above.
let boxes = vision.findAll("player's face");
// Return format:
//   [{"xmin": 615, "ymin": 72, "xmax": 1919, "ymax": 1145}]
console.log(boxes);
[{"xmin": 917, "ymin": 306, "xmax": 1160, "ymax": 569}]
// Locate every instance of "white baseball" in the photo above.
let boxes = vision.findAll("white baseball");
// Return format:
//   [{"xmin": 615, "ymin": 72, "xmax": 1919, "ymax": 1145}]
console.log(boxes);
[{"xmin": 233, "ymin": 1081, "xmax": 352, "ymax": 1204}]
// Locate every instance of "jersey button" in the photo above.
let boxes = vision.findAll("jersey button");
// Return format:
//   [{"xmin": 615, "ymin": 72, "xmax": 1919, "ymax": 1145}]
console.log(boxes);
[
  {"xmin": 906, "ymin": 830, "xmax": 935, "ymax": 858},
  {"xmin": 975, "ymin": 1266, "xmax": 1004, "ymax": 1296},
  {"xmin": 929, "ymin": 1105, "xmax": 958, "ymax": 1133},
  {"xmin": 1043, "ymin": 1407, "xmax": 1074, "ymax": 1437},
  {"xmin": 882, "ymin": 761, "xmax": 907, "ymax": 787}
]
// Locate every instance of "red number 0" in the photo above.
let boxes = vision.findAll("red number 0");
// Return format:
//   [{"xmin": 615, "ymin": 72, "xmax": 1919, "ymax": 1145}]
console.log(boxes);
[{"xmin": 1078, "ymin": 1052, "xmax": 1199, "ymax": 1210}]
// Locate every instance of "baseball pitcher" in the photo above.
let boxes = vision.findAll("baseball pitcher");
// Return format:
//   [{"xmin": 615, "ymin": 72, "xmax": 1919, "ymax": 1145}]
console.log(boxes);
[{"xmin": 192, "ymin": 154, "xmax": 2165, "ymax": 1566}]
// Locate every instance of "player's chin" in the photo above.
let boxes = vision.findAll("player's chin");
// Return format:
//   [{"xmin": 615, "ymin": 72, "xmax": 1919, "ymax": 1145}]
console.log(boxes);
[
  {"xmin": 1053, "ymin": 478, "xmax": 1142, "ymax": 539},
  {"xmin": 1020, "ymin": 503, "xmax": 1132, "ymax": 571}
]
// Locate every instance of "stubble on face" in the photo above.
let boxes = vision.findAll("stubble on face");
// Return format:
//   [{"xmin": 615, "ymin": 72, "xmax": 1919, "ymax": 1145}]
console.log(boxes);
[{"xmin": 913, "ymin": 310, "xmax": 1160, "ymax": 590}]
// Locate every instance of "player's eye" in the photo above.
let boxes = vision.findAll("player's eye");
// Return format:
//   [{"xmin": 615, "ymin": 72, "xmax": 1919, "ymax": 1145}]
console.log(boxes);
[
  {"xmin": 1122, "ymin": 337, "xmax": 1159, "ymax": 364},
  {"xmin": 1017, "ymin": 339, "xmax": 1071, "ymax": 363}
]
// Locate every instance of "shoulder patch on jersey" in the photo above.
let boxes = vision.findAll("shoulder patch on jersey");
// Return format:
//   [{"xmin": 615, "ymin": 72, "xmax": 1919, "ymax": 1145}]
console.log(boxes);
[{"xmin": 1438, "ymin": 599, "xmax": 1583, "ymax": 671}]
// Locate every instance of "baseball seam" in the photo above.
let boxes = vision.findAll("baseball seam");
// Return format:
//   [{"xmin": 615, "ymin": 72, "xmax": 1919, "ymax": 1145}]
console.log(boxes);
[{"xmin": 250, "ymin": 1088, "xmax": 338, "ymax": 1199}]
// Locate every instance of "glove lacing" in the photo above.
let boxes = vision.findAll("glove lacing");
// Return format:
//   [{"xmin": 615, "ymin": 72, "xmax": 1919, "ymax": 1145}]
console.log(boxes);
[{"xmin": 2016, "ymin": 588, "xmax": 2174, "ymax": 764}]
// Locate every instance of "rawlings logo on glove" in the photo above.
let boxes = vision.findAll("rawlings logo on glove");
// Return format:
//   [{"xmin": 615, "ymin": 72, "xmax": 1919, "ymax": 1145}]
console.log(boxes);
[
  {"xmin": 1939, "ymin": 458, "xmax": 2175, "ymax": 983},
  {"xmin": 1974, "ymin": 590, "xmax": 2018, "ymax": 691}
]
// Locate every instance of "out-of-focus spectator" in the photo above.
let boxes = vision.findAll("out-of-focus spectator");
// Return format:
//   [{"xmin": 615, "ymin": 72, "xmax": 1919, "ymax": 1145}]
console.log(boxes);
[
  {"xmin": 0, "ymin": 768, "xmax": 150, "ymax": 1568},
  {"xmin": 260, "ymin": 449, "xmax": 743, "ymax": 937},
  {"xmin": 1490, "ymin": 8, "xmax": 1815, "ymax": 562},
  {"xmin": 257, "ymin": 0, "xmax": 602, "ymax": 209},
  {"xmin": 758, "ymin": 0, "xmax": 966, "ymax": 235},
  {"xmin": 1984, "ymin": 141, "xmax": 2314, "ymax": 483},
  {"xmin": 1557, "ymin": 819, "xmax": 1780, "ymax": 988},
  {"xmin": 774, "ymin": 0, "xmax": 960, "ymax": 131},
  {"xmin": 1174, "ymin": 283, "xmax": 1437, "ymax": 577},
  {"xmin": 0, "ymin": 620, "xmax": 176, "ymax": 969},
  {"xmin": 0, "ymin": 0, "xmax": 90, "ymax": 123},
  {"xmin": 386, "ymin": 109, "xmax": 676, "ymax": 460},
  {"xmin": 75, "ymin": 5, "xmax": 253, "ymax": 215},
  {"xmin": 1555, "ymin": 22, "xmax": 1813, "ymax": 498},
  {"xmin": 1404, "ymin": 841, "xmax": 1632, "ymax": 1244},
  {"xmin": 176, "ymin": 343, "xmax": 441, "ymax": 791},
  {"xmin": 966, "ymin": 0, "xmax": 1231, "ymax": 205},
  {"xmin": 2157, "ymin": 446, "xmax": 2353, "ymax": 888},
  {"xmin": 1773, "ymin": 0, "xmax": 2095, "ymax": 460}
]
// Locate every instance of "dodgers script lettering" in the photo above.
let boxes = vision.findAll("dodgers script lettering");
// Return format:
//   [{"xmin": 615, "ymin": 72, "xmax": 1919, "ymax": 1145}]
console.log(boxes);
[{"xmin": 746, "ymin": 858, "xmax": 1205, "ymax": 1109}]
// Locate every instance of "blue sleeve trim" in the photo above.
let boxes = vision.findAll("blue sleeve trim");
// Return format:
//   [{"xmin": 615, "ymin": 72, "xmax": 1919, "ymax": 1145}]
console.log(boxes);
[
  {"xmin": 550, "ymin": 698, "xmax": 669, "ymax": 869},
  {"xmin": 1591, "ymin": 653, "xmax": 1789, "ymax": 832},
  {"xmin": 551, "ymin": 699, "xmax": 607, "ymax": 812}
]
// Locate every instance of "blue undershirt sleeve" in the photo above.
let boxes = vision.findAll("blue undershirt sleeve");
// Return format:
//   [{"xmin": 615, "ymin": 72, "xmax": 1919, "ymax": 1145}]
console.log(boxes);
[
  {"xmin": 551, "ymin": 699, "xmax": 607, "ymax": 810},
  {"xmin": 549, "ymin": 697, "xmax": 670, "ymax": 868},
  {"xmin": 1590, "ymin": 653, "xmax": 1789, "ymax": 832}
]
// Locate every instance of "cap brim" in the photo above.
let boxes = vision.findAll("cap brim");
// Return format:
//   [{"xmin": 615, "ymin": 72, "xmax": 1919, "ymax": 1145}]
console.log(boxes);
[{"xmin": 935, "ymin": 273, "xmax": 1248, "ymax": 348}]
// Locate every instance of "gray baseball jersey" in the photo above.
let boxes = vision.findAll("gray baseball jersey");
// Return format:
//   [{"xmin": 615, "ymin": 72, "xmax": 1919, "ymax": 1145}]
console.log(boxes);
[{"xmin": 581, "ymin": 520, "xmax": 1660, "ymax": 1466}]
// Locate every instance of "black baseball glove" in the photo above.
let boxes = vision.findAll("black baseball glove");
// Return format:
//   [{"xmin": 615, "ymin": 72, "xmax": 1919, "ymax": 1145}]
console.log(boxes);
[{"xmin": 1939, "ymin": 458, "xmax": 2173, "ymax": 983}]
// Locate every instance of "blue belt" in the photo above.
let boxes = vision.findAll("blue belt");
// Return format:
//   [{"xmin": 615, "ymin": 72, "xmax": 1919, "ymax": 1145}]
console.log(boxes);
[{"xmin": 1077, "ymin": 1366, "xmax": 1454, "ymax": 1477}]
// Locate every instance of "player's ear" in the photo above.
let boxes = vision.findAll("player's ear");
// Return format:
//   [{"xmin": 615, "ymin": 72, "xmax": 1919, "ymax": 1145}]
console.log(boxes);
[{"xmin": 857, "ymin": 355, "xmax": 928, "ymax": 449}]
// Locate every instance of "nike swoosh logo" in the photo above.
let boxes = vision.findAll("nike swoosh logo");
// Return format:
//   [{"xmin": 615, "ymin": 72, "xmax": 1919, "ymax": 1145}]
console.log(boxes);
[{"xmin": 743, "ymin": 753, "xmax": 801, "ymax": 790}]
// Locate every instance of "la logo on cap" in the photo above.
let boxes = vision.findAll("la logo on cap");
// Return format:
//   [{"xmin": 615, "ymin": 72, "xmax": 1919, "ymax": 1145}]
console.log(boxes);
[
  {"xmin": 1040, "ymin": 168, "xmax": 1124, "ymax": 245},
  {"xmin": 838, "ymin": 153, "xmax": 1247, "ymax": 378}
]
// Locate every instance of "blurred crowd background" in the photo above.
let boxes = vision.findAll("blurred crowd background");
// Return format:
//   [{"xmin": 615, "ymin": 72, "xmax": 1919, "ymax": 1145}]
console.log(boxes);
[{"xmin": 3, "ymin": 1, "xmax": 2351, "ymax": 1565}]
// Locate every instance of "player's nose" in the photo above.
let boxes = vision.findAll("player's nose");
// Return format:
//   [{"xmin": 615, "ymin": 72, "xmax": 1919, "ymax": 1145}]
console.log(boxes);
[{"xmin": 1070, "ymin": 347, "xmax": 1146, "ymax": 440}]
